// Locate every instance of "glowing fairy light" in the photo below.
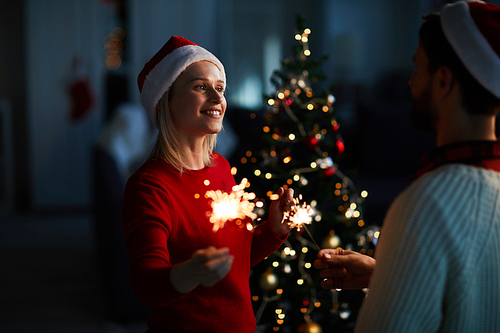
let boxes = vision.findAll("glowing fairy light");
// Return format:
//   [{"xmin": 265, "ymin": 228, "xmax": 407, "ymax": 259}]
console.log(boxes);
[
  {"xmin": 205, "ymin": 178, "xmax": 257, "ymax": 232},
  {"xmin": 327, "ymin": 94, "xmax": 336, "ymax": 105}
]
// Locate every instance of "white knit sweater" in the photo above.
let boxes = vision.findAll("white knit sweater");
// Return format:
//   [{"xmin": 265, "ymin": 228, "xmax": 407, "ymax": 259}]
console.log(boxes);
[{"xmin": 355, "ymin": 164, "xmax": 500, "ymax": 333}]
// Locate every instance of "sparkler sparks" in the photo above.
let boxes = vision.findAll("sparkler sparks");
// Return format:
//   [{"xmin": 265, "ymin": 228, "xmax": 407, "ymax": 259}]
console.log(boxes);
[
  {"xmin": 205, "ymin": 178, "xmax": 257, "ymax": 232},
  {"xmin": 283, "ymin": 195, "xmax": 321, "ymax": 250},
  {"xmin": 283, "ymin": 194, "xmax": 314, "ymax": 231}
]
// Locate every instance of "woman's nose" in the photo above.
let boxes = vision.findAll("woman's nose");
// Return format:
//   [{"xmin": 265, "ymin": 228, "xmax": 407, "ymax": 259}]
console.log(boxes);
[{"xmin": 209, "ymin": 88, "xmax": 223, "ymax": 103}]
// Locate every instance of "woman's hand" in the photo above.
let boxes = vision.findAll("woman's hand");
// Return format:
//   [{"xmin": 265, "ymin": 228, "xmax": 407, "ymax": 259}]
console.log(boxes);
[
  {"xmin": 314, "ymin": 248, "xmax": 376, "ymax": 290},
  {"xmin": 268, "ymin": 187, "xmax": 295, "ymax": 238},
  {"xmin": 170, "ymin": 246, "xmax": 234, "ymax": 293}
]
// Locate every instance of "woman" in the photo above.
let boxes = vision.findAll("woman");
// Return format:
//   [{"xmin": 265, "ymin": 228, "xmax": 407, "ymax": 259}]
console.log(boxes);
[{"xmin": 121, "ymin": 36, "xmax": 293, "ymax": 332}]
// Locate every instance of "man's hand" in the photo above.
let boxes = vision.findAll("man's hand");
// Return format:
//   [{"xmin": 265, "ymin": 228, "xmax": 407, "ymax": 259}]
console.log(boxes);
[{"xmin": 314, "ymin": 248, "xmax": 376, "ymax": 290}]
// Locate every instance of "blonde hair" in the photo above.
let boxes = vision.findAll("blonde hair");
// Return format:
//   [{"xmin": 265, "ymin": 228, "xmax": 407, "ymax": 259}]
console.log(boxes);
[{"xmin": 149, "ymin": 91, "xmax": 217, "ymax": 172}]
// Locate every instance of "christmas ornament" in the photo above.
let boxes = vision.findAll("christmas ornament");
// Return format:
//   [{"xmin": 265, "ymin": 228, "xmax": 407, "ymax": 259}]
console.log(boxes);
[
  {"xmin": 282, "ymin": 263, "xmax": 292, "ymax": 274},
  {"xmin": 297, "ymin": 321, "xmax": 323, "ymax": 333},
  {"xmin": 317, "ymin": 157, "xmax": 334, "ymax": 169},
  {"xmin": 259, "ymin": 268, "xmax": 279, "ymax": 290},
  {"xmin": 327, "ymin": 94, "xmax": 336, "ymax": 105},
  {"xmin": 335, "ymin": 139, "xmax": 345, "ymax": 154},
  {"xmin": 323, "ymin": 167, "xmax": 335, "ymax": 177},
  {"xmin": 339, "ymin": 303, "xmax": 351, "ymax": 320},
  {"xmin": 304, "ymin": 135, "xmax": 319, "ymax": 149},
  {"xmin": 321, "ymin": 231, "xmax": 341, "ymax": 249},
  {"xmin": 67, "ymin": 55, "xmax": 95, "ymax": 121}
]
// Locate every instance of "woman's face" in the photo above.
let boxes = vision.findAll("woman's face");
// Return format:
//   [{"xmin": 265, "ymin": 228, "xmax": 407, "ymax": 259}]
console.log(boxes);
[{"xmin": 168, "ymin": 61, "xmax": 226, "ymax": 138}]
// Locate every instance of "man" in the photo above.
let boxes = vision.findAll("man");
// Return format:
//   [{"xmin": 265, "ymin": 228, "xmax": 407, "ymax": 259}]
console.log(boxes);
[{"xmin": 314, "ymin": 1, "xmax": 500, "ymax": 332}]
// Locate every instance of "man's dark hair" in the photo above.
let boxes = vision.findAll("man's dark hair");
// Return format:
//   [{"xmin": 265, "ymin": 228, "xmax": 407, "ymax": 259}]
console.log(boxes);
[{"xmin": 419, "ymin": 13, "xmax": 500, "ymax": 116}]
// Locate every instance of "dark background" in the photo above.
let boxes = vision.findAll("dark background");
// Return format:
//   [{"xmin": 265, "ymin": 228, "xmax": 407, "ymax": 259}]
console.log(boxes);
[{"xmin": 2, "ymin": 0, "xmax": 497, "ymax": 332}]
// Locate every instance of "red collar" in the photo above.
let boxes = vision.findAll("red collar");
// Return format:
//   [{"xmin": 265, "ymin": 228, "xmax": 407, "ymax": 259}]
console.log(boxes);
[{"xmin": 410, "ymin": 140, "xmax": 500, "ymax": 179}]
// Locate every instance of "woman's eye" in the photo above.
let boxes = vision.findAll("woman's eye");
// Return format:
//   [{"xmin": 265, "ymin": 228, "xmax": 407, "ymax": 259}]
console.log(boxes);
[{"xmin": 196, "ymin": 85, "xmax": 206, "ymax": 90}]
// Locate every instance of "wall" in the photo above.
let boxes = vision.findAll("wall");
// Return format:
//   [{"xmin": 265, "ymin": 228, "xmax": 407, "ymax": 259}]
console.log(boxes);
[
  {"xmin": 0, "ymin": 1, "xmax": 29, "ymax": 213},
  {"xmin": 319, "ymin": 0, "xmax": 420, "ymax": 87},
  {"xmin": 127, "ymin": 0, "xmax": 301, "ymax": 110},
  {"xmin": 128, "ymin": 0, "xmax": 222, "ymax": 106},
  {"xmin": 26, "ymin": 0, "xmax": 108, "ymax": 209}
]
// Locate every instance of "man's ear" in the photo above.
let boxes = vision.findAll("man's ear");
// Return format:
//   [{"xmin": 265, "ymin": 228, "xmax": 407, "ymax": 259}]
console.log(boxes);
[{"xmin": 434, "ymin": 65, "xmax": 456, "ymax": 99}]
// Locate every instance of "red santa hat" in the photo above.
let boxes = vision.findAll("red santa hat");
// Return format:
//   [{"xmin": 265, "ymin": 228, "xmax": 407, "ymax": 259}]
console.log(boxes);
[
  {"xmin": 137, "ymin": 36, "xmax": 226, "ymax": 127},
  {"xmin": 441, "ymin": 0, "xmax": 500, "ymax": 99}
]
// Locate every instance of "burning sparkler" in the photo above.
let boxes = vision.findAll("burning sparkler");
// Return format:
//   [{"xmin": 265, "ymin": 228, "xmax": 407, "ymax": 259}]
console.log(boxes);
[
  {"xmin": 205, "ymin": 178, "xmax": 257, "ymax": 232},
  {"xmin": 283, "ymin": 194, "xmax": 321, "ymax": 250},
  {"xmin": 283, "ymin": 194, "xmax": 313, "ymax": 231}
]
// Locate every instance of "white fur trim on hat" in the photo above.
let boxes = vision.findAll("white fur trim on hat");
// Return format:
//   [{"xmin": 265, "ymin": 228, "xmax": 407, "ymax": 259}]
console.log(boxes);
[
  {"xmin": 441, "ymin": 0, "xmax": 500, "ymax": 99},
  {"xmin": 139, "ymin": 44, "xmax": 226, "ymax": 128}
]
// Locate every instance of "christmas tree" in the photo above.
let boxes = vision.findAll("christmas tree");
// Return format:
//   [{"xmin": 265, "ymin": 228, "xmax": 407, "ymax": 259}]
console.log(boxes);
[{"xmin": 231, "ymin": 16, "xmax": 380, "ymax": 332}]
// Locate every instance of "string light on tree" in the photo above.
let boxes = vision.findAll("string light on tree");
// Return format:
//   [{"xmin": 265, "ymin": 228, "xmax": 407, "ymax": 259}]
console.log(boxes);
[{"xmin": 235, "ymin": 15, "xmax": 377, "ymax": 332}]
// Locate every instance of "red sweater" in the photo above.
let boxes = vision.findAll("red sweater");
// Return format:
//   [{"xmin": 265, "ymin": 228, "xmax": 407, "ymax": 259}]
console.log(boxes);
[{"xmin": 121, "ymin": 153, "xmax": 285, "ymax": 332}]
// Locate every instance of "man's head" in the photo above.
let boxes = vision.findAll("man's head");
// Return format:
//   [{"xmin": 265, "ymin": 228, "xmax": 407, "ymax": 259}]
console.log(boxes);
[
  {"xmin": 408, "ymin": 42, "xmax": 437, "ymax": 132},
  {"xmin": 410, "ymin": 1, "xmax": 500, "ymax": 132}
]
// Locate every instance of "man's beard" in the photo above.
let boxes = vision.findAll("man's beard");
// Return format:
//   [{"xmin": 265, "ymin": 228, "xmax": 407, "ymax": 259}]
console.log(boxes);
[{"xmin": 409, "ymin": 84, "xmax": 438, "ymax": 133}]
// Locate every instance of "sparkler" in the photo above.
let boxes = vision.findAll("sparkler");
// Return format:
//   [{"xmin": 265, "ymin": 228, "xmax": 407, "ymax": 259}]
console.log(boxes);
[
  {"xmin": 283, "ymin": 195, "xmax": 321, "ymax": 250},
  {"xmin": 283, "ymin": 194, "xmax": 313, "ymax": 230},
  {"xmin": 205, "ymin": 178, "xmax": 257, "ymax": 232}
]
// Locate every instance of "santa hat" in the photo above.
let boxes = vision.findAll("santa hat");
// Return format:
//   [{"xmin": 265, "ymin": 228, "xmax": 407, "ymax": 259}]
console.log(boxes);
[
  {"xmin": 137, "ymin": 36, "xmax": 226, "ymax": 127},
  {"xmin": 441, "ymin": 0, "xmax": 500, "ymax": 99}
]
